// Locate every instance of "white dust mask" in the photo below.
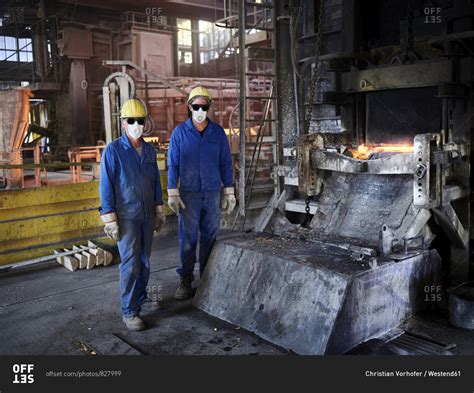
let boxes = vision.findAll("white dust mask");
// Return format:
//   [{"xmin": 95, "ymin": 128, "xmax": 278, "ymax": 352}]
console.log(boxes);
[
  {"xmin": 192, "ymin": 108, "xmax": 207, "ymax": 123},
  {"xmin": 128, "ymin": 121, "xmax": 143, "ymax": 139}
]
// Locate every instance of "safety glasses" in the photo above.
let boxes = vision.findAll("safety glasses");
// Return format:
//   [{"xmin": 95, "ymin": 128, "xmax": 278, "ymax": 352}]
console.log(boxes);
[
  {"xmin": 191, "ymin": 104, "xmax": 210, "ymax": 111},
  {"xmin": 125, "ymin": 118, "xmax": 145, "ymax": 125}
]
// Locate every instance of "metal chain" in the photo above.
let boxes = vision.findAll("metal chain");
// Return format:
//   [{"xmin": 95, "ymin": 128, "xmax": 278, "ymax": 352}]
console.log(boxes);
[
  {"xmin": 302, "ymin": 195, "xmax": 313, "ymax": 228},
  {"xmin": 304, "ymin": 196, "xmax": 311, "ymax": 215},
  {"xmin": 303, "ymin": 0, "xmax": 325, "ymax": 134}
]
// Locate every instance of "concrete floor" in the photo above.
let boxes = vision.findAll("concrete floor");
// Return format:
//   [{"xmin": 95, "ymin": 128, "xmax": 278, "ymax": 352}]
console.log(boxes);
[
  {"xmin": 1, "ymin": 229, "xmax": 474, "ymax": 356},
  {"xmin": 0, "ymin": 231, "xmax": 285, "ymax": 356}
]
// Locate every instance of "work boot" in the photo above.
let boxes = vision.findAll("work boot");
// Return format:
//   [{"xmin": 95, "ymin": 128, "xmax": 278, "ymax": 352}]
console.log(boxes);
[
  {"xmin": 140, "ymin": 298, "xmax": 161, "ymax": 313},
  {"xmin": 175, "ymin": 279, "xmax": 194, "ymax": 300},
  {"xmin": 122, "ymin": 315, "xmax": 146, "ymax": 331}
]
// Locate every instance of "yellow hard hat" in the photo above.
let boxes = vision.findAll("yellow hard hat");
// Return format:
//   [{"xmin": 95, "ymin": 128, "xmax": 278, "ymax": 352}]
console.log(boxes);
[
  {"xmin": 120, "ymin": 99, "xmax": 146, "ymax": 118},
  {"xmin": 188, "ymin": 86, "xmax": 212, "ymax": 104}
]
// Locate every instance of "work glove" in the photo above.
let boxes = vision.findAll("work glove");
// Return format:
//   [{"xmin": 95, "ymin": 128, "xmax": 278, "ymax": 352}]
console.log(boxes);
[
  {"xmin": 221, "ymin": 187, "xmax": 236, "ymax": 215},
  {"xmin": 155, "ymin": 205, "xmax": 166, "ymax": 233},
  {"xmin": 167, "ymin": 188, "xmax": 185, "ymax": 216},
  {"xmin": 100, "ymin": 212, "xmax": 120, "ymax": 241}
]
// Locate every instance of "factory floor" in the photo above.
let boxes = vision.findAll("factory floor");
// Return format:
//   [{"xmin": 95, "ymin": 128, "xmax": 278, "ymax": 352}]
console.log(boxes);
[
  {"xmin": 0, "ymin": 230, "xmax": 285, "ymax": 356},
  {"xmin": 1, "ymin": 229, "xmax": 474, "ymax": 356}
]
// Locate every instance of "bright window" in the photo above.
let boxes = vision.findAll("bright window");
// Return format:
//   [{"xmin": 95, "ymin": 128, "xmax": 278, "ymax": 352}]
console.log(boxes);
[
  {"xmin": 0, "ymin": 36, "xmax": 33, "ymax": 62},
  {"xmin": 179, "ymin": 50, "xmax": 192, "ymax": 64},
  {"xmin": 198, "ymin": 20, "xmax": 231, "ymax": 65},
  {"xmin": 19, "ymin": 38, "xmax": 33, "ymax": 62},
  {"xmin": 0, "ymin": 36, "xmax": 17, "ymax": 61},
  {"xmin": 177, "ymin": 18, "xmax": 192, "ymax": 47}
]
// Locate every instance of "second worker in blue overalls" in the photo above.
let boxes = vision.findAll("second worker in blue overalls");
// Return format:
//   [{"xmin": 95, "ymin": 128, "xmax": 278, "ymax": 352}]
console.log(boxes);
[{"xmin": 167, "ymin": 86, "xmax": 235, "ymax": 300}]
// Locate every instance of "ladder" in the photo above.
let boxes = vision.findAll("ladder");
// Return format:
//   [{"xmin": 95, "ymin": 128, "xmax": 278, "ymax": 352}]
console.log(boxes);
[{"xmin": 218, "ymin": 1, "xmax": 280, "ymax": 231}]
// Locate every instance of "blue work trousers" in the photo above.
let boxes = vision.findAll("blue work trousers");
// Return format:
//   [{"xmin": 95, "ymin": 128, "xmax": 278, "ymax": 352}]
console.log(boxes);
[
  {"xmin": 177, "ymin": 191, "xmax": 221, "ymax": 282},
  {"xmin": 117, "ymin": 217, "xmax": 155, "ymax": 317}
]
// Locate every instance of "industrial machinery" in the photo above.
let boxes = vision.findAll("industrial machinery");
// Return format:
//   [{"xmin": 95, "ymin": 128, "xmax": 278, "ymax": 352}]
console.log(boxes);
[
  {"xmin": 194, "ymin": 132, "xmax": 450, "ymax": 354},
  {"xmin": 194, "ymin": 0, "xmax": 473, "ymax": 355}
]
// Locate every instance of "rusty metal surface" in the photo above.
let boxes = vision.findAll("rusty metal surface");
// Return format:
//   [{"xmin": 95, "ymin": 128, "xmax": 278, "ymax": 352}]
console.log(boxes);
[
  {"xmin": 340, "ymin": 60, "xmax": 452, "ymax": 92},
  {"xmin": 58, "ymin": 29, "xmax": 93, "ymax": 59},
  {"xmin": 0, "ymin": 89, "xmax": 32, "ymax": 188}
]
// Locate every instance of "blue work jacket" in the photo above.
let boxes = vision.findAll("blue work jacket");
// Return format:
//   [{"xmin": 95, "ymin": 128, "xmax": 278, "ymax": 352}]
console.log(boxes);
[
  {"xmin": 167, "ymin": 117, "xmax": 233, "ymax": 192},
  {"xmin": 99, "ymin": 133, "xmax": 163, "ymax": 220}
]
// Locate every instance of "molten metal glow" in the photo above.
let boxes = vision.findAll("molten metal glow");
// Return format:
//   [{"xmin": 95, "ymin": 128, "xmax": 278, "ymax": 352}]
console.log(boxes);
[{"xmin": 349, "ymin": 144, "xmax": 414, "ymax": 160}]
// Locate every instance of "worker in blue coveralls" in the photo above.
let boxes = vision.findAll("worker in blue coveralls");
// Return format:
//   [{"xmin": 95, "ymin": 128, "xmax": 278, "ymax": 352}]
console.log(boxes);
[
  {"xmin": 99, "ymin": 98, "xmax": 166, "ymax": 331},
  {"xmin": 167, "ymin": 86, "xmax": 236, "ymax": 300}
]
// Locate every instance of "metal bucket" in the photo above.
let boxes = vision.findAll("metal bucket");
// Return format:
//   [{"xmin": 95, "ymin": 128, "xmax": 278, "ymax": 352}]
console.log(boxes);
[{"xmin": 448, "ymin": 281, "xmax": 474, "ymax": 330}]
